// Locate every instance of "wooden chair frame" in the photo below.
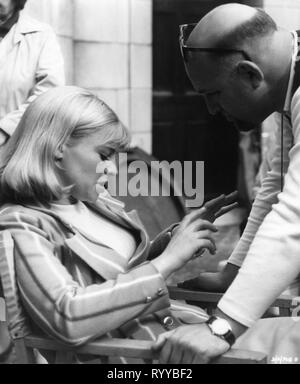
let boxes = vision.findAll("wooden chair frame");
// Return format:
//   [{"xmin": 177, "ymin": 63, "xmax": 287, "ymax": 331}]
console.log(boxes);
[
  {"xmin": 168, "ymin": 286, "xmax": 299, "ymax": 317},
  {"xmin": 3, "ymin": 285, "xmax": 298, "ymax": 364},
  {"xmin": 0, "ymin": 228, "xmax": 267, "ymax": 364},
  {"xmin": 0, "ymin": 289, "xmax": 268, "ymax": 364}
]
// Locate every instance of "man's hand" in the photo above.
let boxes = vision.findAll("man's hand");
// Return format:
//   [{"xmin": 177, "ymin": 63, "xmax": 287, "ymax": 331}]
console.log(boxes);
[{"xmin": 153, "ymin": 324, "xmax": 230, "ymax": 364}]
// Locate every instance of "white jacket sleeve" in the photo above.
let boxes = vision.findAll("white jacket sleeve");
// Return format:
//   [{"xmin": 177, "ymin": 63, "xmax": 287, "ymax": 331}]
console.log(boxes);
[
  {"xmin": 219, "ymin": 90, "xmax": 300, "ymax": 327},
  {"xmin": 228, "ymin": 112, "xmax": 293, "ymax": 267},
  {"xmin": 0, "ymin": 27, "xmax": 65, "ymax": 136}
]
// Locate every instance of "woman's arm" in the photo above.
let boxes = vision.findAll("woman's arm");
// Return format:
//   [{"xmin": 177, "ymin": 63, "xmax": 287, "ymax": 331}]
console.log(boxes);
[
  {"xmin": 148, "ymin": 223, "xmax": 179, "ymax": 260},
  {"xmin": 5, "ymin": 212, "xmax": 169, "ymax": 346}
]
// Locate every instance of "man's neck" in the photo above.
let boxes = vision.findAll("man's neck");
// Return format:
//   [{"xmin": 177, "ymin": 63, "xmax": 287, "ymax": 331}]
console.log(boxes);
[{"xmin": 271, "ymin": 29, "xmax": 295, "ymax": 113}]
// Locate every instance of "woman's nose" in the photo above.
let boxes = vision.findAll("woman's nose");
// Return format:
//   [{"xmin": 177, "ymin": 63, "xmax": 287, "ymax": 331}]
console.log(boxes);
[{"xmin": 104, "ymin": 160, "xmax": 117, "ymax": 175}]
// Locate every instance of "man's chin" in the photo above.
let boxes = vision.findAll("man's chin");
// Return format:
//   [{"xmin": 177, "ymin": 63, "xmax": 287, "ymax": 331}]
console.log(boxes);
[{"xmin": 232, "ymin": 119, "xmax": 258, "ymax": 132}]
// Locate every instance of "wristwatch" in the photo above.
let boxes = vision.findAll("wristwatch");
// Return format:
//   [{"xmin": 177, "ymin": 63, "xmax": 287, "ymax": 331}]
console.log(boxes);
[{"xmin": 206, "ymin": 316, "xmax": 236, "ymax": 347}]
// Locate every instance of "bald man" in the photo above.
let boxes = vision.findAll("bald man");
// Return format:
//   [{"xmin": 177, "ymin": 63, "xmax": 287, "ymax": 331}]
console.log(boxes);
[{"xmin": 154, "ymin": 4, "xmax": 300, "ymax": 364}]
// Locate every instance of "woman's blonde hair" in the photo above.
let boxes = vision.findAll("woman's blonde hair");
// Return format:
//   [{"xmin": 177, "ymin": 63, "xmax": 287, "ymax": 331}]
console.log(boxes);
[{"xmin": 0, "ymin": 86, "xmax": 130, "ymax": 206}]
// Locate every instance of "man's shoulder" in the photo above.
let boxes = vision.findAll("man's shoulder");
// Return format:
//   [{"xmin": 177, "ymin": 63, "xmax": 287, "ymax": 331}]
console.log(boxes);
[{"xmin": 17, "ymin": 12, "xmax": 54, "ymax": 35}]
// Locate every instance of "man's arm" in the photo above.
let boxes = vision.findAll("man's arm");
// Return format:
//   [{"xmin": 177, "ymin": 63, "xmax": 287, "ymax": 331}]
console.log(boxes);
[
  {"xmin": 0, "ymin": 27, "xmax": 65, "ymax": 137},
  {"xmin": 228, "ymin": 112, "xmax": 291, "ymax": 268},
  {"xmin": 179, "ymin": 117, "xmax": 287, "ymax": 292},
  {"xmin": 153, "ymin": 106, "xmax": 299, "ymax": 364},
  {"xmin": 218, "ymin": 91, "xmax": 300, "ymax": 328}
]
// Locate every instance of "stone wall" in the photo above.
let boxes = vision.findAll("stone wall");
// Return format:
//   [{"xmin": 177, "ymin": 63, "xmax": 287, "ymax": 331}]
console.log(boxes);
[
  {"xmin": 24, "ymin": 0, "xmax": 153, "ymax": 154},
  {"xmin": 263, "ymin": 0, "xmax": 300, "ymax": 29}
]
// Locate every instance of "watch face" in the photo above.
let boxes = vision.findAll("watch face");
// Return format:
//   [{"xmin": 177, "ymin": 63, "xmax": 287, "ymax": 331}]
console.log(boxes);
[{"xmin": 211, "ymin": 318, "xmax": 231, "ymax": 336}]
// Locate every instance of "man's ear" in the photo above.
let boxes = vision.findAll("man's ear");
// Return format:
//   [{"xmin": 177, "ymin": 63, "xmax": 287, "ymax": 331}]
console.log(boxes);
[{"xmin": 236, "ymin": 61, "xmax": 264, "ymax": 89}]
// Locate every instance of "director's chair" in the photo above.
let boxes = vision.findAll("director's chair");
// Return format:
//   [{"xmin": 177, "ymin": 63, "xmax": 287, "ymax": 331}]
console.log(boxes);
[{"xmin": 0, "ymin": 230, "xmax": 266, "ymax": 364}]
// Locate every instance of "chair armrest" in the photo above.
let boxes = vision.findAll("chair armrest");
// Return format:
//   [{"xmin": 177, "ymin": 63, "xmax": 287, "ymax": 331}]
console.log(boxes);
[
  {"xmin": 168, "ymin": 286, "xmax": 223, "ymax": 303},
  {"xmin": 24, "ymin": 335, "xmax": 157, "ymax": 360},
  {"xmin": 215, "ymin": 349, "xmax": 266, "ymax": 364},
  {"xmin": 272, "ymin": 295, "xmax": 298, "ymax": 309},
  {"xmin": 168, "ymin": 286, "xmax": 299, "ymax": 316},
  {"xmin": 24, "ymin": 335, "xmax": 266, "ymax": 364}
]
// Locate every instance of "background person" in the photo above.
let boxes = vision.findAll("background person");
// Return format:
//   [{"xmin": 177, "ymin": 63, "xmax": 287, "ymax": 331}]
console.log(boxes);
[{"xmin": 0, "ymin": 0, "xmax": 65, "ymax": 146}]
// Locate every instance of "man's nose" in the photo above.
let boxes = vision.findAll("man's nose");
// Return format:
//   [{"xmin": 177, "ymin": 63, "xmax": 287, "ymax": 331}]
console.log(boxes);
[{"xmin": 204, "ymin": 94, "xmax": 221, "ymax": 115}]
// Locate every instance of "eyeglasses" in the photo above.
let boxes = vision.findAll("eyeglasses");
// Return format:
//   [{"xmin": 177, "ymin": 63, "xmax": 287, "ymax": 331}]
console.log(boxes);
[{"xmin": 179, "ymin": 23, "xmax": 252, "ymax": 63}]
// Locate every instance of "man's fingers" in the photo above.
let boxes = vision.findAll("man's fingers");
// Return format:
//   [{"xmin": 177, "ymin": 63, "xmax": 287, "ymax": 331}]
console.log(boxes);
[
  {"xmin": 182, "ymin": 348, "xmax": 199, "ymax": 364},
  {"xmin": 214, "ymin": 202, "xmax": 239, "ymax": 219},
  {"xmin": 159, "ymin": 339, "xmax": 173, "ymax": 364},
  {"xmin": 169, "ymin": 342, "xmax": 184, "ymax": 364},
  {"xmin": 153, "ymin": 330, "xmax": 174, "ymax": 351}
]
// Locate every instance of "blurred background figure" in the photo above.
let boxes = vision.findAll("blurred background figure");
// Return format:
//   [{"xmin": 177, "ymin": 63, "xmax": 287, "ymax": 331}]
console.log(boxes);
[{"xmin": 0, "ymin": 0, "xmax": 65, "ymax": 146}]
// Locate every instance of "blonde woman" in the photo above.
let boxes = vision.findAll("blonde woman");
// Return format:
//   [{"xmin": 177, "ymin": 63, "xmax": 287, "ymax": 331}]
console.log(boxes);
[{"xmin": 0, "ymin": 86, "xmax": 236, "ymax": 363}]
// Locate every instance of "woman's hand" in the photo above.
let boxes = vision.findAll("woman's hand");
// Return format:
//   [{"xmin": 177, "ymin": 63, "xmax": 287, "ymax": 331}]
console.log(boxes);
[
  {"xmin": 171, "ymin": 191, "xmax": 238, "ymax": 238},
  {"xmin": 152, "ymin": 207, "xmax": 218, "ymax": 279},
  {"xmin": 200, "ymin": 191, "xmax": 239, "ymax": 222},
  {"xmin": 152, "ymin": 192, "xmax": 239, "ymax": 280}
]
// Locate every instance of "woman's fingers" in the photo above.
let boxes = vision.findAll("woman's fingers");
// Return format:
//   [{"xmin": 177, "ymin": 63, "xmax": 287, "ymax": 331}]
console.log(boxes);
[
  {"xmin": 203, "ymin": 192, "xmax": 239, "ymax": 221},
  {"xmin": 196, "ymin": 238, "xmax": 216, "ymax": 255},
  {"xmin": 205, "ymin": 192, "xmax": 237, "ymax": 213},
  {"xmin": 191, "ymin": 219, "xmax": 218, "ymax": 232},
  {"xmin": 203, "ymin": 194, "xmax": 226, "ymax": 210},
  {"xmin": 214, "ymin": 202, "xmax": 239, "ymax": 219},
  {"xmin": 195, "ymin": 229, "xmax": 217, "ymax": 242},
  {"xmin": 182, "ymin": 191, "xmax": 239, "ymax": 226},
  {"xmin": 182, "ymin": 207, "xmax": 207, "ymax": 226},
  {"xmin": 223, "ymin": 190, "xmax": 238, "ymax": 203}
]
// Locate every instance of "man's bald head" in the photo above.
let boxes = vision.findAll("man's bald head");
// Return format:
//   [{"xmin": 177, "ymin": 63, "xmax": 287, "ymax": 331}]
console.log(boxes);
[
  {"xmin": 181, "ymin": 4, "xmax": 291, "ymax": 129},
  {"xmin": 187, "ymin": 4, "xmax": 277, "ymax": 53}
]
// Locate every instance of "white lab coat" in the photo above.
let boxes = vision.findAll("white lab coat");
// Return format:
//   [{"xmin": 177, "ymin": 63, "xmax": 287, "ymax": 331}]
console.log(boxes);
[{"xmin": 0, "ymin": 12, "xmax": 65, "ymax": 137}]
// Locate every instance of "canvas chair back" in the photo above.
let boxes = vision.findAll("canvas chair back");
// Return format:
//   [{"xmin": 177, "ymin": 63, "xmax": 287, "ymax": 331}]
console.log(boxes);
[{"xmin": 0, "ymin": 230, "xmax": 34, "ymax": 363}]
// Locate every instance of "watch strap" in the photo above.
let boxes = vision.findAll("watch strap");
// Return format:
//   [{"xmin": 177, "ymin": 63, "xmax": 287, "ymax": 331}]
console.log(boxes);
[{"xmin": 206, "ymin": 316, "xmax": 236, "ymax": 347}]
